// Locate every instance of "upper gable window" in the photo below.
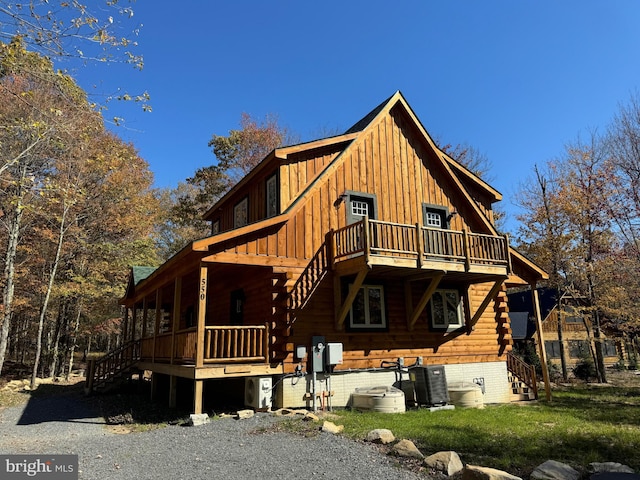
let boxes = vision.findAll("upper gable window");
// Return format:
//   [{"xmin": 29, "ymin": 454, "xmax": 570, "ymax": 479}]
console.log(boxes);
[
  {"xmin": 345, "ymin": 191, "xmax": 377, "ymax": 224},
  {"xmin": 266, "ymin": 173, "xmax": 278, "ymax": 218},
  {"xmin": 423, "ymin": 204, "xmax": 450, "ymax": 229},
  {"xmin": 211, "ymin": 219, "xmax": 220, "ymax": 235},
  {"xmin": 234, "ymin": 197, "xmax": 248, "ymax": 228}
]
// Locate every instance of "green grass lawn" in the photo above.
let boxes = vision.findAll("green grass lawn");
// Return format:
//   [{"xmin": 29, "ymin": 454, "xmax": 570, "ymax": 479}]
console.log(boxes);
[{"xmin": 330, "ymin": 382, "xmax": 640, "ymax": 477}]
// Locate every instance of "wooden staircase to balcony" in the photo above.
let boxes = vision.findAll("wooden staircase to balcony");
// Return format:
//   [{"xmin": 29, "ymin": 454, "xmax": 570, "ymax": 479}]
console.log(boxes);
[{"xmin": 506, "ymin": 352, "xmax": 538, "ymax": 401}]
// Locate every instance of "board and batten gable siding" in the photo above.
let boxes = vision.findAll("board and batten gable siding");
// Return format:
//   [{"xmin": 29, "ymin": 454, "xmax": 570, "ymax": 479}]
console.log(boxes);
[
  {"xmin": 279, "ymin": 145, "xmax": 345, "ymax": 212},
  {"xmin": 208, "ymin": 103, "xmax": 499, "ymax": 262},
  {"xmin": 206, "ymin": 144, "xmax": 343, "ymax": 234}
]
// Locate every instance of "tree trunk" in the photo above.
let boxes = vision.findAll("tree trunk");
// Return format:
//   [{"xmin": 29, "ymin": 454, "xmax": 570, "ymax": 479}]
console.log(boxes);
[
  {"xmin": 31, "ymin": 203, "xmax": 68, "ymax": 390},
  {"xmin": 65, "ymin": 304, "xmax": 82, "ymax": 381},
  {"xmin": 0, "ymin": 169, "xmax": 26, "ymax": 376},
  {"xmin": 556, "ymin": 304, "xmax": 569, "ymax": 381}
]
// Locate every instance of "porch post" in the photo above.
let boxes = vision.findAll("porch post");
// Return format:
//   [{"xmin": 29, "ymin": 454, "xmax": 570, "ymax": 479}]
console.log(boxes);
[
  {"xmin": 152, "ymin": 288, "xmax": 161, "ymax": 363},
  {"xmin": 531, "ymin": 282, "xmax": 552, "ymax": 401},
  {"xmin": 171, "ymin": 277, "xmax": 182, "ymax": 365},
  {"xmin": 169, "ymin": 375, "xmax": 177, "ymax": 408},
  {"xmin": 131, "ymin": 306, "xmax": 137, "ymax": 342},
  {"xmin": 141, "ymin": 297, "xmax": 148, "ymax": 339},
  {"xmin": 196, "ymin": 265, "xmax": 207, "ymax": 368},
  {"xmin": 194, "ymin": 379, "xmax": 204, "ymax": 414},
  {"xmin": 122, "ymin": 308, "xmax": 129, "ymax": 346}
]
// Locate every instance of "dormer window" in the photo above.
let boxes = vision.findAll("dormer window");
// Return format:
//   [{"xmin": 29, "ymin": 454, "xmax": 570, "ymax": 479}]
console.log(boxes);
[
  {"xmin": 266, "ymin": 173, "xmax": 278, "ymax": 218},
  {"xmin": 234, "ymin": 197, "xmax": 248, "ymax": 228}
]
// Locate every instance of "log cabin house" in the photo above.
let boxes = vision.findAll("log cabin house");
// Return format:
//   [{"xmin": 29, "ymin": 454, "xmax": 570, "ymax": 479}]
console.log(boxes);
[
  {"xmin": 86, "ymin": 91, "xmax": 549, "ymax": 413},
  {"xmin": 508, "ymin": 287, "xmax": 625, "ymax": 373}
]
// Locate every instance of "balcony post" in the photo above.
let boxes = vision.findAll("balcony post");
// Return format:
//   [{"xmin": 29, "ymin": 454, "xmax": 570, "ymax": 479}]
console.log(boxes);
[
  {"xmin": 326, "ymin": 230, "xmax": 335, "ymax": 271},
  {"xmin": 504, "ymin": 234, "xmax": 513, "ymax": 273},
  {"xmin": 463, "ymin": 229, "xmax": 471, "ymax": 271},
  {"xmin": 363, "ymin": 216, "xmax": 371, "ymax": 266},
  {"xmin": 196, "ymin": 265, "xmax": 207, "ymax": 368},
  {"xmin": 415, "ymin": 223, "xmax": 423, "ymax": 268},
  {"xmin": 141, "ymin": 297, "xmax": 148, "ymax": 340}
]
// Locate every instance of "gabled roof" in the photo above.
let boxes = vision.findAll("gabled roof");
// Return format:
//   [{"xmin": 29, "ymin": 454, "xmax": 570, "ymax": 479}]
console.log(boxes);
[
  {"xmin": 131, "ymin": 92, "xmax": 548, "ymax": 298},
  {"xmin": 122, "ymin": 266, "xmax": 157, "ymax": 301}
]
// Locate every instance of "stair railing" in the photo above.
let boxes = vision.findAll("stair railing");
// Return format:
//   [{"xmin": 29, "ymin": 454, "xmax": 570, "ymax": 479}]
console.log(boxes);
[
  {"xmin": 85, "ymin": 339, "xmax": 141, "ymax": 394},
  {"xmin": 506, "ymin": 351, "xmax": 538, "ymax": 399}
]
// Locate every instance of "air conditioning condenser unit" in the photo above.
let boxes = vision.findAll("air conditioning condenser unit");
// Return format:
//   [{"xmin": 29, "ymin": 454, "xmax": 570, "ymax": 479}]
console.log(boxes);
[{"xmin": 245, "ymin": 377, "xmax": 272, "ymax": 410}]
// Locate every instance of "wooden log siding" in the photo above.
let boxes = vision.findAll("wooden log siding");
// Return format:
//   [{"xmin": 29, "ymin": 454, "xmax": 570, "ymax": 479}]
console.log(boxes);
[
  {"xmin": 332, "ymin": 219, "xmax": 509, "ymax": 269},
  {"xmin": 204, "ymin": 324, "xmax": 269, "ymax": 363}
]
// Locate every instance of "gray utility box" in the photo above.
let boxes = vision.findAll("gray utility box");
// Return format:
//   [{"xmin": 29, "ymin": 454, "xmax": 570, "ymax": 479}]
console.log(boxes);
[{"xmin": 409, "ymin": 365, "xmax": 449, "ymax": 406}]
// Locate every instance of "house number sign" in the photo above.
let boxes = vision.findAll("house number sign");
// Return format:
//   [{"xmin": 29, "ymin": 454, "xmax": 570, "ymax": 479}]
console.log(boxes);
[{"xmin": 200, "ymin": 276, "xmax": 207, "ymax": 301}]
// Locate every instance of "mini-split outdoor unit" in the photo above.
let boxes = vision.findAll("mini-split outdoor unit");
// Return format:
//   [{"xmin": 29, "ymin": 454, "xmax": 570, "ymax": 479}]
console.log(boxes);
[
  {"xmin": 244, "ymin": 377, "xmax": 272, "ymax": 410},
  {"xmin": 409, "ymin": 365, "xmax": 449, "ymax": 406}
]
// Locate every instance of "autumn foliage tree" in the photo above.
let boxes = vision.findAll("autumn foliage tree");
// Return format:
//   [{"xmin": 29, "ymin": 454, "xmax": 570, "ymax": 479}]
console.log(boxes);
[
  {"xmin": 0, "ymin": 39, "xmax": 159, "ymax": 378},
  {"xmin": 158, "ymin": 113, "xmax": 294, "ymax": 259},
  {"xmin": 516, "ymin": 95, "xmax": 640, "ymax": 380}
]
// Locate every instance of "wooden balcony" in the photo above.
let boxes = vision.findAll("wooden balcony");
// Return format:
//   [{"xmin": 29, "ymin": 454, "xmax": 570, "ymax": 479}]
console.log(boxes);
[{"xmin": 330, "ymin": 218, "xmax": 511, "ymax": 277}]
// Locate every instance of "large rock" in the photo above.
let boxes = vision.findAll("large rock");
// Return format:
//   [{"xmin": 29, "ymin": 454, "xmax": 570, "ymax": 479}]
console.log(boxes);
[
  {"xmin": 392, "ymin": 439, "xmax": 424, "ymax": 459},
  {"xmin": 425, "ymin": 451, "xmax": 463, "ymax": 476},
  {"xmin": 531, "ymin": 460, "xmax": 580, "ymax": 480},
  {"xmin": 590, "ymin": 463, "xmax": 636, "ymax": 474},
  {"xmin": 462, "ymin": 465, "xmax": 522, "ymax": 480},
  {"xmin": 235, "ymin": 409, "xmax": 255, "ymax": 420},
  {"xmin": 365, "ymin": 429, "xmax": 395, "ymax": 444},
  {"xmin": 188, "ymin": 413, "xmax": 210, "ymax": 426},
  {"xmin": 321, "ymin": 421, "xmax": 344, "ymax": 434}
]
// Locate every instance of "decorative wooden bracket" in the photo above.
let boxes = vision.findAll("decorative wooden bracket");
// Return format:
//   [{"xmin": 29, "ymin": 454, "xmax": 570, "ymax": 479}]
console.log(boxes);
[
  {"xmin": 405, "ymin": 271, "xmax": 444, "ymax": 331},
  {"xmin": 335, "ymin": 268, "xmax": 368, "ymax": 330},
  {"xmin": 466, "ymin": 277, "xmax": 506, "ymax": 333}
]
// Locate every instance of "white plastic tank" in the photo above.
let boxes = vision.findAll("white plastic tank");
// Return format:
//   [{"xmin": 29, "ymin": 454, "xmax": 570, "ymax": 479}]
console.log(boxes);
[
  {"xmin": 447, "ymin": 382, "xmax": 484, "ymax": 408},
  {"xmin": 351, "ymin": 386, "xmax": 406, "ymax": 413}
]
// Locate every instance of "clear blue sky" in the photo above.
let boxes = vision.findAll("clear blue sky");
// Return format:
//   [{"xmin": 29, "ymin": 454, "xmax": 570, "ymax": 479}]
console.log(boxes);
[{"xmin": 68, "ymin": 1, "xmax": 640, "ymax": 233}]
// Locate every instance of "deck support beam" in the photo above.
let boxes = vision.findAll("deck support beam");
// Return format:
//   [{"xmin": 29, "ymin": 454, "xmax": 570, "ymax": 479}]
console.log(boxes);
[
  {"xmin": 405, "ymin": 271, "xmax": 444, "ymax": 331},
  {"xmin": 532, "ymin": 282, "xmax": 552, "ymax": 401},
  {"xmin": 169, "ymin": 375, "xmax": 177, "ymax": 408},
  {"xmin": 335, "ymin": 268, "xmax": 368, "ymax": 330}
]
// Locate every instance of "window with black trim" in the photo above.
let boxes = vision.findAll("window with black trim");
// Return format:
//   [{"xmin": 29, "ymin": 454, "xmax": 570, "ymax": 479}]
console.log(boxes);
[
  {"xmin": 603, "ymin": 340, "xmax": 618, "ymax": 357},
  {"xmin": 211, "ymin": 219, "xmax": 220, "ymax": 235},
  {"xmin": 422, "ymin": 204, "xmax": 450, "ymax": 229},
  {"xmin": 568, "ymin": 340, "xmax": 590, "ymax": 358},
  {"xmin": 346, "ymin": 192, "xmax": 377, "ymax": 224},
  {"xmin": 429, "ymin": 289, "xmax": 463, "ymax": 331},
  {"xmin": 545, "ymin": 340, "xmax": 561, "ymax": 358},
  {"xmin": 266, "ymin": 173, "xmax": 278, "ymax": 218},
  {"xmin": 234, "ymin": 197, "xmax": 248, "ymax": 228},
  {"xmin": 349, "ymin": 284, "xmax": 386, "ymax": 329}
]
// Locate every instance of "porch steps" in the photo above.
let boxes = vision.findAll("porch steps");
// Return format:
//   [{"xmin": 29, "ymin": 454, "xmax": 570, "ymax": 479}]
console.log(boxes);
[
  {"xmin": 506, "ymin": 352, "xmax": 538, "ymax": 402},
  {"xmin": 508, "ymin": 373, "xmax": 536, "ymax": 402},
  {"xmin": 85, "ymin": 339, "xmax": 141, "ymax": 394}
]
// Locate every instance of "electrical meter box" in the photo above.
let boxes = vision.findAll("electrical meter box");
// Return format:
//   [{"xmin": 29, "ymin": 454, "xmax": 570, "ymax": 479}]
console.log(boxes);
[{"xmin": 325, "ymin": 343, "xmax": 343, "ymax": 366}]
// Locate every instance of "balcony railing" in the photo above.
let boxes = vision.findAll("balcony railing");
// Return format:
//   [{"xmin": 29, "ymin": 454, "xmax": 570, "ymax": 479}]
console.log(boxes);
[{"xmin": 332, "ymin": 218, "xmax": 510, "ymax": 271}]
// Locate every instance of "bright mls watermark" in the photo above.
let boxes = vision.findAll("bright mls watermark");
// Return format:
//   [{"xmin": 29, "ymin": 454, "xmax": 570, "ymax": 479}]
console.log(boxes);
[{"xmin": 1, "ymin": 455, "xmax": 78, "ymax": 479}]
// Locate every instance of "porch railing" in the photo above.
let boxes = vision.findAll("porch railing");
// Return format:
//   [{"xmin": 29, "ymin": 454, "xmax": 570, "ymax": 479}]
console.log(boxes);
[
  {"xmin": 204, "ymin": 324, "xmax": 269, "ymax": 364},
  {"xmin": 332, "ymin": 218, "xmax": 510, "ymax": 270}
]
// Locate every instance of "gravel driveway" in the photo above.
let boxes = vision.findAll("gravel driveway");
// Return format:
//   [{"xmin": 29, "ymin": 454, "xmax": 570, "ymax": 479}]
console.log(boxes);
[{"xmin": 0, "ymin": 394, "xmax": 423, "ymax": 480}]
